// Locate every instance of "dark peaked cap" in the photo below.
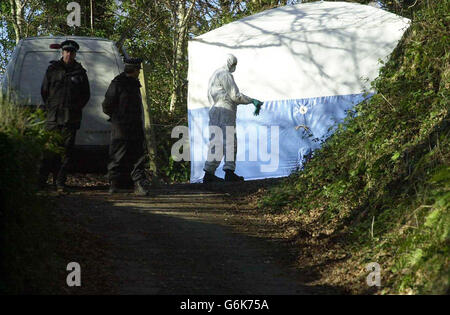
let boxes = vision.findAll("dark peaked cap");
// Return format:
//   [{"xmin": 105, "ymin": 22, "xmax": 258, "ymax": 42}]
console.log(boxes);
[
  {"xmin": 124, "ymin": 58, "xmax": 143, "ymax": 68},
  {"xmin": 61, "ymin": 40, "xmax": 79, "ymax": 52}
]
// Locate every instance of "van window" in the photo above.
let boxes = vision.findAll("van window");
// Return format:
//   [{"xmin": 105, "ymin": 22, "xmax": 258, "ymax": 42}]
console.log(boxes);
[
  {"xmin": 1, "ymin": 45, "xmax": 21, "ymax": 95},
  {"xmin": 79, "ymin": 52, "xmax": 121, "ymax": 96},
  {"xmin": 19, "ymin": 51, "xmax": 60, "ymax": 98},
  {"xmin": 18, "ymin": 50, "xmax": 120, "ymax": 100}
]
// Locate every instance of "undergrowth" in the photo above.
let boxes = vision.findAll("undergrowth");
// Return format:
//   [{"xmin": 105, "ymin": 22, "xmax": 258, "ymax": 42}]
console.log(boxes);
[
  {"xmin": 258, "ymin": 0, "xmax": 449, "ymax": 294},
  {"xmin": 0, "ymin": 101, "xmax": 63, "ymax": 294}
]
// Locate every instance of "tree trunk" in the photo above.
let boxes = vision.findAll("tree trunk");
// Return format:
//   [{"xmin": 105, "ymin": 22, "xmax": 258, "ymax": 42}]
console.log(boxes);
[
  {"xmin": 9, "ymin": 0, "xmax": 25, "ymax": 44},
  {"xmin": 169, "ymin": 0, "xmax": 195, "ymax": 113},
  {"xmin": 139, "ymin": 63, "xmax": 159, "ymax": 180},
  {"xmin": 90, "ymin": 0, "xmax": 94, "ymax": 33}
]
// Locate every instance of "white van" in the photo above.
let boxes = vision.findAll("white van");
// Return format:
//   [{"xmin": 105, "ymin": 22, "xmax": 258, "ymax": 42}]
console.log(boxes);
[{"xmin": 1, "ymin": 36, "xmax": 125, "ymax": 163}]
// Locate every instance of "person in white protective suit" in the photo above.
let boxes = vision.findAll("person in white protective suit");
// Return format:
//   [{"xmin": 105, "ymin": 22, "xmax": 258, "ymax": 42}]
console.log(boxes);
[{"xmin": 203, "ymin": 54, "xmax": 263, "ymax": 183}]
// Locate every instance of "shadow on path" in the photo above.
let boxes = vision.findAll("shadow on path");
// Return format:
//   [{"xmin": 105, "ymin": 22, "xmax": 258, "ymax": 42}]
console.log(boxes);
[{"xmin": 57, "ymin": 183, "xmax": 343, "ymax": 295}]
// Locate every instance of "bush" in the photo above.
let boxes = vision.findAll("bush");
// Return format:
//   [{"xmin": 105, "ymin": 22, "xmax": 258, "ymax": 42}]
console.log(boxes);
[
  {"xmin": 258, "ymin": 0, "xmax": 449, "ymax": 294},
  {"xmin": 0, "ymin": 101, "xmax": 61, "ymax": 293}
]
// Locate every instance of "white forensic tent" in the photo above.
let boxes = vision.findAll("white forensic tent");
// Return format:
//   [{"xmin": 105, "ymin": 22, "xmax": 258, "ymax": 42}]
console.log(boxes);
[{"xmin": 187, "ymin": 1, "xmax": 410, "ymax": 183}]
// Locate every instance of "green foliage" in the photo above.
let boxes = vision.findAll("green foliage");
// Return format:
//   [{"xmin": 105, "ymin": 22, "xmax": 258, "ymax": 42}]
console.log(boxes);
[
  {"xmin": 258, "ymin": 0, "xmax": 449, "ymax": 294},
  {"xmin": 161, "ymin": 155, "xmax": 190, "ymax": 183},
  {"xmin": 0, "ymin": 101, "xmax": 61, "ymax": 294}
]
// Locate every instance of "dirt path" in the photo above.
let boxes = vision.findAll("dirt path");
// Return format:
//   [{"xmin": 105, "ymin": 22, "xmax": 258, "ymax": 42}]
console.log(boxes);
[{"xmin": 55, "ymin": 183, "xmax": 338, "ymax": 295}]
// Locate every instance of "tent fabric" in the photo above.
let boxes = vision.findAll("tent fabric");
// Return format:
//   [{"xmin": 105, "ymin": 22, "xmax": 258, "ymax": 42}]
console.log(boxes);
[
  {"xmin": 187, "ymin": 1, "xmax": 410, "ymax": 183},
  {"xmin": 188, "ymin": 93, "xmax": 372, "ymax": 183}
]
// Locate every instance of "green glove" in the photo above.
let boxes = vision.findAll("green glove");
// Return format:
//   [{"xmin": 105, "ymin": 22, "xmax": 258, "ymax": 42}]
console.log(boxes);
[{"xmin": 252, "ymin": 99, "xmax": 263, "ymax": 116}]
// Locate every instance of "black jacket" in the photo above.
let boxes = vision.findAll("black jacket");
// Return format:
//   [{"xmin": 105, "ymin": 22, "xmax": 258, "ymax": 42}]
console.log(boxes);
[
  {"xmin": 102, "ymin": 72, "xmax": 143, "ymax": 125},
  {"xmin": 41, "ymin": 59, "xmax": 90, "ymax": 129}
]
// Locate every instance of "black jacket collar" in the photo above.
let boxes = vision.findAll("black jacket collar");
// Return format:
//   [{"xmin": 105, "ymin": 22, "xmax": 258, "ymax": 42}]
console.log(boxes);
[
  {"xmin": 113, "ymin": 72, "xmax": 141, "ymax": 87},
  {"xmin": 49, "ymin": 58, "xmax": 84, "ymax": 72}
]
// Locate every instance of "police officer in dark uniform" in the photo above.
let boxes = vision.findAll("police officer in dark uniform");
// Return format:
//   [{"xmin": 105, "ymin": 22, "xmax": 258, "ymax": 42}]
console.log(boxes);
[
  {"xmin": 39, "ymin": 40, "xmax": 90, "ymax": 191},
  {"xmin": 102, "ymin": 58, "xmax": 151, "ymax": 196}
]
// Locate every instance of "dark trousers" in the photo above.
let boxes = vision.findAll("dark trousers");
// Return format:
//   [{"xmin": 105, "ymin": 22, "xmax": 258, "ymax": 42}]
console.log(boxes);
[
  {"xmin": 39, "ymin": 125, "xmax": 77, "ymax": 186},
  {"xmin": 107, "ymin": 124, "xmax": 148, "ymax": 183}
]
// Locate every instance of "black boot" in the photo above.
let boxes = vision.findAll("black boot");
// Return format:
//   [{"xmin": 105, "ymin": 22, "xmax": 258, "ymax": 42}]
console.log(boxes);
[
  {"xmin": 134, "ymin": 179, "xmax": 150, "ymax": 196},
  {"xmin": 52, "ymin": 173, "xmax": 58, "ymax": 187},
  {"xmin": 203, "ymin": 171, "xmax": 224, "ymax": 183},
  {"xmin": 108, "ymin": 180, "xmax": 120, "ymax": 194},
  {"xmin": 55, "ymin": 171, "xmax": 68, "ymax": 192},
  {"xmin": 55, "ymin": 178, "xmax": 68, "ymax": 192},
  {"xmin": 225, "ymin": 170, "xmax": 244, "ymax": 182},
  {"xmin": 38, "ymin": 174, "xmax": 49, "ymax": 190}
]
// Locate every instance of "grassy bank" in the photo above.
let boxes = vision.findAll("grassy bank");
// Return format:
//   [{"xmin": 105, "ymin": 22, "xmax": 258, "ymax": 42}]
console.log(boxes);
[
  {"xmin": 0, "ymin": 102, "xmax": 114, "ymax": 294},
  {"xmin": 257, "ymin": 0, "xmax": 449, "ymax": 294},
  {"xmin": 0, "ymin": 102, "xmax": 61, "ymax": 293}
]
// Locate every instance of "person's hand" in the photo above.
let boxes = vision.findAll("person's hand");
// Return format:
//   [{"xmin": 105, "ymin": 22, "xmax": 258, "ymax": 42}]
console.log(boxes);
[
  {"xmin": 252, "ymin": 99, "xmax": 263, "ymax": 116},
  {"xmin": 252, "ymin": 99, "xmax": 263, "ymax": 106}
]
